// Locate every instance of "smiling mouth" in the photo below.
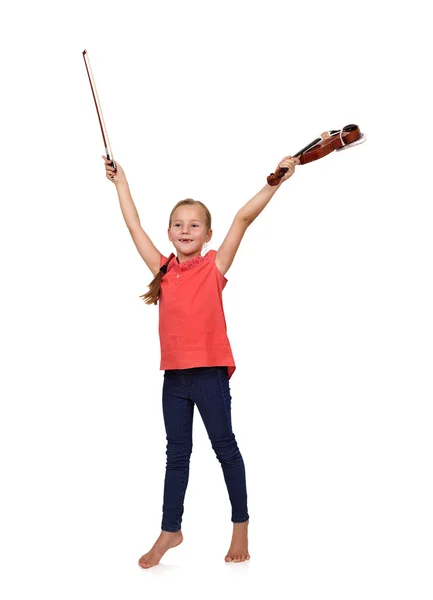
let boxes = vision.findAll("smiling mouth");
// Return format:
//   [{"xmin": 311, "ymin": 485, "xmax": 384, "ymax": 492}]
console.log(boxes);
[{"xmin": 179, "ymin": 239, "xmax": 193, "ymax": 243}]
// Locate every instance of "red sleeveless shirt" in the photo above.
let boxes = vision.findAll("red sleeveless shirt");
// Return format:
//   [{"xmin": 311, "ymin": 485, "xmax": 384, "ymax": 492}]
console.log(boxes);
[{"xmin": 158, "ymin": 249, "xmax": 236, "ymax": 379}]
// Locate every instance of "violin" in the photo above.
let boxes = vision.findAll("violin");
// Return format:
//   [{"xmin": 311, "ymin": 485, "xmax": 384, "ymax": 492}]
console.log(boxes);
[{"xmin": 267, "ymin": 124, "xmax": 366, "ymax": 186}]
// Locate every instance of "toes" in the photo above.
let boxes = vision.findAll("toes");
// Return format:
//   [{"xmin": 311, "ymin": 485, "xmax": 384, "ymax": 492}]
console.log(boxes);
[
  {"xmin": 230, "ymin": 554, "xmax": 250, "ymax": 563},
  {"xmin": 226, "ymin": 552, "xmax": 250, "ymax": 563},
  {"xmin": 138, "ymin": 555, "xmax": 152, "ymax": 569}
]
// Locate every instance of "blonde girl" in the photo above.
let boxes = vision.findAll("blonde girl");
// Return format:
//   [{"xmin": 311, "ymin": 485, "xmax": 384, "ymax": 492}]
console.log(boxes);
[{"xmin": 102, "ymin": 154, "xmax": 299, "ymax": 567}]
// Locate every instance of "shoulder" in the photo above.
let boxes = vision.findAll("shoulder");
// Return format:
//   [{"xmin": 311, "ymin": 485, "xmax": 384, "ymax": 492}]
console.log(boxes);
[
  {"xmin": 205, "ymin": 249, "xmax": 227, "ymax": 281},
  {"xmin": 160, "ymin": 253, "xmax": 175, "ymax": 268},
  {"xmin": 204, "ymin": 249, "xmax": 217, "ymax": 261}
]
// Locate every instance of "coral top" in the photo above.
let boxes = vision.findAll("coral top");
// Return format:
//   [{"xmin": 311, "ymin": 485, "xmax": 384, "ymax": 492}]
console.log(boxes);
[{"xmin": 158, "ymin": 249, "xmax": 236, "ymax": 379}]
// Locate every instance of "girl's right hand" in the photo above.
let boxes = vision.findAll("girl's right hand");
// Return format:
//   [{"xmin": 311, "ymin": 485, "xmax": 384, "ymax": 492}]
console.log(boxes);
[{"xmin": 101, "ymin": 156, "xmax": 127, "ymax": 186}]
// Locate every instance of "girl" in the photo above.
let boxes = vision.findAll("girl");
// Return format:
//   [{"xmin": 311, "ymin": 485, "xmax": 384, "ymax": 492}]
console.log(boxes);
[{"xmin": 102, "ymin": 154, "xmax": 300, "ymax": 568}]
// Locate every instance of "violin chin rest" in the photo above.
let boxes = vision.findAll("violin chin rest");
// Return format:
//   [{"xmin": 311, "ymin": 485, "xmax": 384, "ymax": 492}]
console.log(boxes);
[{"xmin": 336, "ymin": 133, "xmax": 367, "ymax": 151}]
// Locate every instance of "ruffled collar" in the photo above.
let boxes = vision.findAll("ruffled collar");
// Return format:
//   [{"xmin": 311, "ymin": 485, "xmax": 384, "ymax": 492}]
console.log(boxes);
[{"xmin": 165, "ymin": 252, "xmax": 206, "ymax": 273}]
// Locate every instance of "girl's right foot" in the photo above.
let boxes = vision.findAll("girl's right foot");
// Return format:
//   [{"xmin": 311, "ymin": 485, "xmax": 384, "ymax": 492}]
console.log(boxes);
[{"xmin": 138, "ymin": 530, "xmax": 183, "ymax": 569}]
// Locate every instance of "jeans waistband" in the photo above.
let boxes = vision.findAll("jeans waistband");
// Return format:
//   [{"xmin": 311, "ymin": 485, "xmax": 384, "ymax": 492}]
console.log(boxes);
[{"xmin": 165, "ymin": 366, "xmax": 225, "ymax": 375}]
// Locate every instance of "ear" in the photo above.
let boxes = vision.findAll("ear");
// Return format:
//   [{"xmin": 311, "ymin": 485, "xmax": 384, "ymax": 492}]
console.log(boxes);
[{"xmin": 206, "ymin": 228, "xmax": 212, "ymax": 242}]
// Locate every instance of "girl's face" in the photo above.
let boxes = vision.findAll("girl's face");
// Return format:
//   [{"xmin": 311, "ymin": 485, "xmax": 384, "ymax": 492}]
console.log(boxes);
[{"xmin": 168, "ymin": 206, "xmax": 212, "ymax": 258}]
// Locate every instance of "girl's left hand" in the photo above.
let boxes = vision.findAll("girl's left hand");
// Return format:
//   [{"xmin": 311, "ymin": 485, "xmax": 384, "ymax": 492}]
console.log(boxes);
[{"xmin": 275, "ymin": 155, "xmax": 301, "ymax": 183}]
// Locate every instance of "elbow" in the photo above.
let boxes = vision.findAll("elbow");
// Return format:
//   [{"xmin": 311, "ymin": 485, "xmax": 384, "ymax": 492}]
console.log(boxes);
[{"xmin": 237, "ymin": 211, "xmax": 251, "ymax": 224}]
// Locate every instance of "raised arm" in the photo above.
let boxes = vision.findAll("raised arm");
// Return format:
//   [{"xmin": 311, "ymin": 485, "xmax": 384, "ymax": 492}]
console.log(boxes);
[
  {"xmin": 103, "ymin": 157, "xmax": 162, "ymax": 276},
  {"xmin": 215, "ymin": 156, "xmax": 299, "ymax": 277}
]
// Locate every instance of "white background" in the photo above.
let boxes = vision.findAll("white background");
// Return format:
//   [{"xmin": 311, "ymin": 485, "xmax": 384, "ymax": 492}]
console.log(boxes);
[{"xmin": 1, "ymin": 1, "xmax": 432, "ymax": 598}]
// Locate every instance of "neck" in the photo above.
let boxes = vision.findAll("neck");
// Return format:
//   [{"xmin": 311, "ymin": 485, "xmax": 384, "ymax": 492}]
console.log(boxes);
[{"xmin": 176, "ymin": 250, "xmax": 202, "ymax": 264}]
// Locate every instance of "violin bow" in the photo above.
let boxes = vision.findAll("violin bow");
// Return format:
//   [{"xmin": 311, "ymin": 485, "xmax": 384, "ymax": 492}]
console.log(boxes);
[
  {"xmin": 82, "ymin": 49, "xmax": 117, "ymax": 172},
  {"xmin": 267, "ymin": 124, "xmax": 366, "ymax": 186}
]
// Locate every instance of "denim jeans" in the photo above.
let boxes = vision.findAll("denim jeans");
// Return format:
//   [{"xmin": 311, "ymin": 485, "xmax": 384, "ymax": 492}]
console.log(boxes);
[{"xmin": 161, "ymin": 366, "xmax": 249, "ymax": 532}]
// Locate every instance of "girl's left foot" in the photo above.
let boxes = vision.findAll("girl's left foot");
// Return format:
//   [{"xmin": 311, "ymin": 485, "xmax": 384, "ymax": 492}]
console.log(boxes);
[{"xmin": 225, "ymin": 520, "xmax": 250, "ymax": 563}]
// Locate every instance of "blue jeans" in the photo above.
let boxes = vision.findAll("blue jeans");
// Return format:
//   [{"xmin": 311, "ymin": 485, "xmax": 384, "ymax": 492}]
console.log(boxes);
[{"xmin": 161, "ymin": 366, "xmax": 249, "ymax": 532}]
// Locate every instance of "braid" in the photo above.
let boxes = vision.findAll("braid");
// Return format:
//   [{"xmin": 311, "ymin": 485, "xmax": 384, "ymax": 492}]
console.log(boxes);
[{"xmin": 139, "ymin": 255, "xmax": 175, "ymax": 306}]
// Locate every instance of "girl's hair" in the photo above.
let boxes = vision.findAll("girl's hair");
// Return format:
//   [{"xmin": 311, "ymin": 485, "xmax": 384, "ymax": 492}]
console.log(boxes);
[{"xmin": 139, "ymin": 198, "xmax": 212, "ymax": 306}]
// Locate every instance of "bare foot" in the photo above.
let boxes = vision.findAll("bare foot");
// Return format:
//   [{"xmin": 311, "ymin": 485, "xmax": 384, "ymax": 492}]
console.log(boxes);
[
  {"xmin": 138, "ymin": 530, "xmax": 183, "ymax": 569},
  {"xmin": 225, "ymin": 520, "xmax": 250, "ymax": 563}
]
